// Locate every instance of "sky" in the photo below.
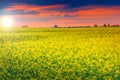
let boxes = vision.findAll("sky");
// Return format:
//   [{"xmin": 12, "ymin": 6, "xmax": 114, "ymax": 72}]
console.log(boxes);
[{"xmin": 0, "ymin": 0, "xmax": 120, "ymax": 27}]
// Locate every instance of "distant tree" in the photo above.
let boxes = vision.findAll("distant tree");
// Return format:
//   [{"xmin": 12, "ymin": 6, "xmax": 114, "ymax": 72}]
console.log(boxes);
[
  {"xmin": 23, "ymin": 25, "xmax": 28, "ymax": 28},
  {"xmin": 112, "ymin": 24, "xmax": 120, "ymax": 27},
  {"xmin": 54, "ymin": 25, "xmax": 58, "ymax": 28},
  {"xmin": 67, "ymin": 26, "xmax": 72, "ymax": 28},
  {"xmin": 94, "ymin": 24, "xmax": 98, "ymax": 27},
  {"xmin": 103, "ymin": 24, "xmax": 107, "ymax": 27},
  {"xmin": 108, "ymin": 24, "xmax": 110, "ymax": 27}
]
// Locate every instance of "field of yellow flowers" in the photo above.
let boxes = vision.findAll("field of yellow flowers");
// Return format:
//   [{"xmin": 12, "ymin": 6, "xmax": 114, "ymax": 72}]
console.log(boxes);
[{"xmin": 0, "ymin": 28, "xmax": 120, "ymax": 80}]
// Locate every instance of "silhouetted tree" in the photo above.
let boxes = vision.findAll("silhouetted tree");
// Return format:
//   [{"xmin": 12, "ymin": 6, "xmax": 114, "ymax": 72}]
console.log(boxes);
[
  {"xmin": 103, "ymin": 24, "xmax": 107, "ymax": 27},
  {"xmin": 94, "ymin": 24, "xmax": 98, "ymax": 27},
  {"xmin": 54, "ymin": 25, "xmax": 58, "ymax": 28},
  {"xmin": 108, "ymin": 24, "xmax": 110, "ymax": 27},
  {"xmin": 23, "ymin": 25, "xmax": 28, "ymax": 28},
  {"xmin": 114, "ymin": 24, "xmax": 120, "ymax": 27}
]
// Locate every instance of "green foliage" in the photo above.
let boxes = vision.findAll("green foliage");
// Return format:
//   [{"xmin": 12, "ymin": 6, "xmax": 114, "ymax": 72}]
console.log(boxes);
[{"xmin": 0, "ymin": 28, "xmax": 120, "ymax": 80}]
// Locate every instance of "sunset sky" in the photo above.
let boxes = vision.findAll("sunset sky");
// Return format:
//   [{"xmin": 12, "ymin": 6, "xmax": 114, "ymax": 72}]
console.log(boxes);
[{"xmin": 0, "ymin": 0, "xmax": 120, "ymax": 27}]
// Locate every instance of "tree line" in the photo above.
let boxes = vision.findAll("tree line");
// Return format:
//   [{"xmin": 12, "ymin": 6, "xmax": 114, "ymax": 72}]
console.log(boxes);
[
  {"xmin": 94, "ymin": 24, "xmax": 120, "ymax": 28},
  {"xmin": 54, "ymin": 24, "xmax": 120, "ymax": 28},
  {"xmin": 21, "ymin": 24, "xmax": 120, "ymax": 28}
]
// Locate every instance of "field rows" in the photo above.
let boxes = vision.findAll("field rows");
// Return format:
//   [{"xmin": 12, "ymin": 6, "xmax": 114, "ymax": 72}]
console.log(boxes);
[{"xmin": 0, "ymin": 28, "xmax": 120, "ymax": 80}]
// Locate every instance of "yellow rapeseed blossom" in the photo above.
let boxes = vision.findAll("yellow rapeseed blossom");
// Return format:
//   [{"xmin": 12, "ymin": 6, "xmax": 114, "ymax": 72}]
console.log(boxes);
[{"xmin": 0, "ymin": 28, "xmax": 120, "ymax": 79}]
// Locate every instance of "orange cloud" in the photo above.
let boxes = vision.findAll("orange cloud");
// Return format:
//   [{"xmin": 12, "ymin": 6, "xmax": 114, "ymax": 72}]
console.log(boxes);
[
  {"xmin": 4, "ymin": 4, "xmax": 67, "ymax": 12},
  {"xmin": 4, "ymin": 4, "xmax": 120, "ymax": 18},
  {"xmin": 75, "ymin": 6, "xmax": 120, "ymax": 18},
  {"xmin": 2, "ymin": 4, "xmax": 120, "ymax": 27}
]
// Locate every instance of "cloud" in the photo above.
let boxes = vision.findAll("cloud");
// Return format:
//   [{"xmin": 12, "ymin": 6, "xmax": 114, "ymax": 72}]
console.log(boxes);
[
  {"xmin": 4, "ymin": 4, "xmax": 120, "ymax": 18},
  {"xmin": 3, "ymin": 3, "xmax": 68, "ymax": 17},
  {"xmin": 1, "ymin": 3, "xmax": 120, "ymax": 27},
  {"xmin": 4, "ymin": 3, "xmax": 67, "ymax": 12},
  {"xmin": 76, "ymin": 6, "xmax": 120, "ymax": 18}
]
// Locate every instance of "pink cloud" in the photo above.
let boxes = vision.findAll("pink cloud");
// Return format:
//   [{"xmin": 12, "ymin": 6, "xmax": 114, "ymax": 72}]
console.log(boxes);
[
  {"xmin": 4, "ymin": 3, "xmax": 67, "ymax": 12},
  {"xmin": 2, "ymin": 4, "xmax": 120, "ymax": 27},
  {"xmin": 4, "ymin": 4, "xmax": 120, "ymax": 18}
]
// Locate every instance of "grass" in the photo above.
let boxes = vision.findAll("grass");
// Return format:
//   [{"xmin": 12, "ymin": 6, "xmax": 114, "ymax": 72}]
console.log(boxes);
[{"xmin": 0, "ymin": 27, "xmax": 120, "ymax": 80}]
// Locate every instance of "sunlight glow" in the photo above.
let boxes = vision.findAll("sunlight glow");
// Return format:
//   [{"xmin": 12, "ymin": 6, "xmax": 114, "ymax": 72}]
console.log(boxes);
[{"xmin": 1, "ymin": 16, "xmax": 14, "ymax": 28}]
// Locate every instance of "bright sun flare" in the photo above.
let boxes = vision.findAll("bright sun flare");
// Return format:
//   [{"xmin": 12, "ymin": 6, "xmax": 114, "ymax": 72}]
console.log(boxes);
[{"xmin": 1, "ymin": 16, "xmax": 14, "ymax": 28}]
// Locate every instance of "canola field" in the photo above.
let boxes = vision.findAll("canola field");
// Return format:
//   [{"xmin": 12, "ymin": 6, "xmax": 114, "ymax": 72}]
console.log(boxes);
[{"xmin": 0, "ymin": 28, "xmax": 120, "ymax": 80}]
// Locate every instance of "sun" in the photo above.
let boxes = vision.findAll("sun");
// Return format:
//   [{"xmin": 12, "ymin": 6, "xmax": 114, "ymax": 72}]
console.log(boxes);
[{"xmin": 1, "ymin": 16, "xmax": 14, "ymax": 28}]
